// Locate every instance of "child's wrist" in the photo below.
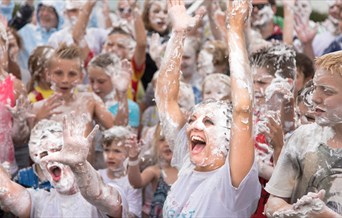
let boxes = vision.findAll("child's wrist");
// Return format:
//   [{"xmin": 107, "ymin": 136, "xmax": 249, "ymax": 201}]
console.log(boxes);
[{"xmin": 128, "ymin": 158, "xmax": 140, "ymax": 166}]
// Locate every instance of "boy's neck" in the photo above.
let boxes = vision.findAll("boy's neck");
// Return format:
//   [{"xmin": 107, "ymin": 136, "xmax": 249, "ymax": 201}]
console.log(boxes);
[
  {"xmin": 107, "ymin": 167, "xmax": 126, "ymax": 180},
  {"xmin": 61, "ymin": 91, "xmax": 75, "ymax": 103}
]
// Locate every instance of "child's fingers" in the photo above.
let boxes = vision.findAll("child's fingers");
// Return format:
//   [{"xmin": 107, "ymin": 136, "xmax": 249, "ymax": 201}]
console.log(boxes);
[{"xmin": 87, "ymin": 125, "xmax": 99, "ymax": 143}]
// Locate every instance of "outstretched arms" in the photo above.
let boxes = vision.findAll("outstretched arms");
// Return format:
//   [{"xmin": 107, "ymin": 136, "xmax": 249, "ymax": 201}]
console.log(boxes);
[
  {"xmin": 0, "ymin": 165, "xmax": 31, "ymax": 218},
  {"xmin": 155, "ymin": 0, "xmax": 204, "ymax": 150},
  {"xmin": 226, "ymin": 0, "xmax": 254, "ymax": 187}
]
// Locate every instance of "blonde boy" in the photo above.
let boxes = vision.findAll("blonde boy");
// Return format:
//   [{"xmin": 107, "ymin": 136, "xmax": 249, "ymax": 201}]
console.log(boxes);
[
  {"xmin": 265, "ymin": 51, "xmax": 342, "ymax": 217},
  {"xmin": 31, "ymin": 44, "xmax": 128, "ymax": 165}
]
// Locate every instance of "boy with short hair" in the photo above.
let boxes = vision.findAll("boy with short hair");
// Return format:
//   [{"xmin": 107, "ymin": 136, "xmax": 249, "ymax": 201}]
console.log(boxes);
[
  {"xmin": 265, "ymin": 50, "xmax": 342, "ymax": 217},
  {"xmin": 31, "ymin": 44, "xmax": 129, "ymax": 165},
  {"xmin": 98, "ymin": 126, "xmax": 142, "ymax": 217}
]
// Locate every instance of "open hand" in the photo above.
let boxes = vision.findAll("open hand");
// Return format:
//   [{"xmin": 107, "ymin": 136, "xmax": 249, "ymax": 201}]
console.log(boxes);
[
  {"xmin": 35, "ymin": 93, "xmax": 63, "ymax": 122},
  {"xmin": 112, "ymin": 59, "xmax": 132, "ymax": 94},
  {"xmin": 294, "ymin": 13, "xmax": 317, "ymax": 45},
  {"xmin": 168, "ymin": 0, "xmax": 205, "ymax": 32},
  {"xmin": 149, "ymin": 33, "xmax": 166, "ymax": 68},
  {"xmin": 124, "ymin": 134, "xmax": 143, "ymax": 159},
  {"xmin": 41, "ymin": 113, "xmax": 98, "ymax": 166},
  {"xmin": 6, "ymin": 94, "xmax": 34, "ymax": 122}
]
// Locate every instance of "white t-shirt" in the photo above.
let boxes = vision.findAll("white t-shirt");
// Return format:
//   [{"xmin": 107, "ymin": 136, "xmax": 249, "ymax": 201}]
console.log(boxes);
[
  {"xmin": 163, "ymin": 161, "xmax": 260, "ymax": 217},
  {"xmin": 98, "ymin": 169, "xmax": 142, "ymax": 217},
  {"xmin": 29, "ymin": 189, "xmax": 102, "ymax": 217},
  {"xmin": 164, "ymin": 126, "xmax": 260, "ymax": 217},
  {"xmin": 48, "ymin": 27, "xmax": 108, "ymax": 55}
]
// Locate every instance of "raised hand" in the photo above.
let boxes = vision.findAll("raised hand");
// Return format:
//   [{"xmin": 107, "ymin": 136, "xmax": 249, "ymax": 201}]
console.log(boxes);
[
  {"xmin": 6, "ymin": 94, "xmax": 34, "ymax": 122},
  {"xmin": 294, "ymin": 13, "xmax": 317, "ymax": 45},
  {"xmin": 112, "ymin": 59, "xmax": 132, "ymax": 94},
  {"xmin": 149, "ymin": 33, "xmax": 166, "ymax": 68},
  {"xmin": 34, "ymin": 93, "xmax": 63, "ymax": 122},
  {"xmin": 41, "ymin": 113, "xmax": 98, "ymax": 166},
  {"xmin": 124, "ymin": 134, "xmax": 143, "ymax": 159},
  {"xmin": 168, "ymin": 0, "xmax": 205, "ymax": 32}
]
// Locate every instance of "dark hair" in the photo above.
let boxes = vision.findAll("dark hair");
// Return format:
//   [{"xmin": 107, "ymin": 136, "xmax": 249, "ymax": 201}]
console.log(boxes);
[
  {"xmin": 295, "ymin": 52, "xmax": 315, "ymax": 80},
  {"xmin": 250, "ymin": 43, "xmax": 296, "ymax": 80},
  {"xmin": 27, "ymin": 46, "xmax": 54, "ymax": 92}
]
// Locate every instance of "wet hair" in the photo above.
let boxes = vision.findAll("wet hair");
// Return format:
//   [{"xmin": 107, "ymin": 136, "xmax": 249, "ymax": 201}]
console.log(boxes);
[
  {"xmin": 102, "ymin": 126, "xmax": 133, "ymax": 147},
  {"xmin": 315, "ymin": 50, "xmax": 342, "ymax": 77},
  {"xmin": 142, "ymin": 0, "xmax": 169, "ymax": 35},
  {"xmin": 202, "ymin": 40, "xmax": 229, "ymax": 74},
  {"xmin": 47, "ymin": 43, "xmax": 83, "ymax": 70},
  {"xmin": 27, "ymin": 45, "xmax": 55, "ymax": 92},
  {"xmin": 88, "ymin": 53, "xmax": 121, "ymax": 77},
  {"xmin": 202, "ymin": 73, "xmax": 231, "ymax": 93},
  {"xmin": 295, "ymin": 52, "xmax": 315, "ymax": 80},
  {"xmin": 250, "ymin": 43, "xmax": 296, "ymax": 80},
  {"xmin": 189, "ymin": 99, "xmax": 233, "ymax": 154},
  {"xmin": 190, "ymin": 99, "xmax": 233, "ymax": 127}
]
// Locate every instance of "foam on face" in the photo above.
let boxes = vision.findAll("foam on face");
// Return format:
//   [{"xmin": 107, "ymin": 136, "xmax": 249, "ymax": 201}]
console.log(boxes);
[
  {"xmin": 186, "ymin": 101, "xmax": 232, "ymax": 161},
  {"xmin": 252, "ymin": 5, "xmax": 274, "ymax": 27}
]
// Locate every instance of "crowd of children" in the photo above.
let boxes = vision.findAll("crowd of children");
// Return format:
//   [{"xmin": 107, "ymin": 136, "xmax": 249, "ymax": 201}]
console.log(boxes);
[{"xmin": 1, "ymin": 0, "xmax": 342, "ymax": 217}]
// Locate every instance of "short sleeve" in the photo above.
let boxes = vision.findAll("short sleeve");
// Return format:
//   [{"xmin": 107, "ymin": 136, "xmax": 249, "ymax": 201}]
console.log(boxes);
[{"xmin": 265, "ymin": 137, "xmax": 300, "ymax": 198}]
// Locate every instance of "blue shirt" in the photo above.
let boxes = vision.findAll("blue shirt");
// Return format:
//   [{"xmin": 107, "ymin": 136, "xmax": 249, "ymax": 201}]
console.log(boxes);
[
  {"xmin": 108, "ymin": 99, "xmax": 140, "ymax": 128},
  {"xmin": 15, "ymin": 166, "xmax": 52, "ymax": 191}
]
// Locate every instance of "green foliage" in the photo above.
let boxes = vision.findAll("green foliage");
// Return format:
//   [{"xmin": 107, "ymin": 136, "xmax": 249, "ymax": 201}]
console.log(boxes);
[{"xmin": 276, "ymin": 6, "xmax": 328, "ymax": 22}]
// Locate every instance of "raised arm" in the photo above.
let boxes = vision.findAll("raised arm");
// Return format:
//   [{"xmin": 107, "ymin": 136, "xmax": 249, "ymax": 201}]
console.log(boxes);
[
  {"xmin": 0, "ymin": 165, "xmax": 31, "ymax": 218},
  {"xmin": 126, "ymin": 136, "xmax": 159, "ymax": 189},
  {"xmin": 282, "ymin": 0, "xmax": 295, "ymax": 45},
  {"xmin": 42, "ymin": 115, "xmax": 123, "ymax": 217},
  {"xmin": 132, "ymin": 7, "xmax": 147, "ymax": 68},
  {"xmin": 155, "ymin": 0, "xmax": 203, "ymax": 149},
  {"xmin": 111, "ymin": 59, "xmax": 131, "ymax": 126},
  {"xmin": 226, "ymin": 0, "xmax": 254, "ymax": 187},
  {"xmin": 72, "ymin": 0, "xmax": 95, "ymax": 60}
]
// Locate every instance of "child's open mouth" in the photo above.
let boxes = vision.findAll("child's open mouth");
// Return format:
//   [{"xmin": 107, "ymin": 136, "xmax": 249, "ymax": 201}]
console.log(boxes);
[
  {"xmin": 48, "ymin": 165, "xmax": 62, "ymax": 182},
  {"xmin": 190, "ymin": 135, "xmax": 206, "ymax": 154}
]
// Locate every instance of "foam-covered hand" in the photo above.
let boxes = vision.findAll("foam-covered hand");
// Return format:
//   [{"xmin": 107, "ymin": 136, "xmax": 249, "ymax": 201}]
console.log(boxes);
[
  {"xmin": 168, "ymin": 0, "xmax": 205, "ymax": 32},
  {"xmin": 41, "ymin": 113, "xmax": 98, "ymax": 166},
  {"xmin": 125, "ymin": 134, "xmax": 143, "ymax": 159},
  {"xmin": 6, "ymin": 94, "xmax": 34, "ymax": 122},
  {"xmin": 112, "ymin": 59, "xmax": 132, "ymax": 94},
  {"xmin": 149, "ymin": 33, "xmax": 166, "ymax": 68},
  {"xmin": 35, "ymin": 93, "xmax": 63, "ymax": 122}
]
